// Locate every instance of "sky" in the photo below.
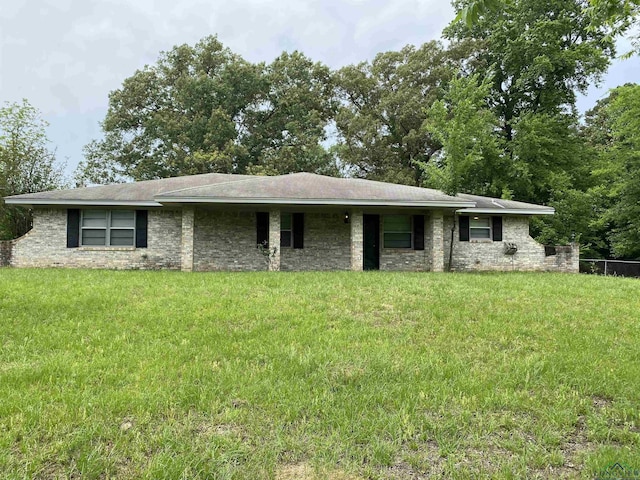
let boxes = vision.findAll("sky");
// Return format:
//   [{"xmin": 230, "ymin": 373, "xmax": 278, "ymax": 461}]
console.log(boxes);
[{"xmin": 1, "ymin": 0, "xmax": 638, "ymax": 178}]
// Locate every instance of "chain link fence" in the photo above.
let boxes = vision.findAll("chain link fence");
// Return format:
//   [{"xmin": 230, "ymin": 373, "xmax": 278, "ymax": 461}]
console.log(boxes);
[{"xmin": 580, "ymin": 259, "xmax": 640, "ymax": 278}]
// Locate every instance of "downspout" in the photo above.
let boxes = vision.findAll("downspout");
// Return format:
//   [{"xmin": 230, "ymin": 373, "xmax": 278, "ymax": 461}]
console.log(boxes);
[{"xmin": 447, "ymin": 213, "xmax": 456, "ymax": 272}]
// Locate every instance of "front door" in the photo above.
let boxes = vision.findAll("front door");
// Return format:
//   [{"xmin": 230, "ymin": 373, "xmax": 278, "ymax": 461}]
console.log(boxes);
[{"xmin": 363, "ymin": 214, "xmax": 380, "ymax": 270}]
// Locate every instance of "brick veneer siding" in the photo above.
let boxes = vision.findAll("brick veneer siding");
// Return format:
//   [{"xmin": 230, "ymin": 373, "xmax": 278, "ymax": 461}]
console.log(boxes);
[
  {"xmin": 281, "ymin": 212, "xmax": 351, "ymax": 271},
  {"xmin": 428, "ymin": 211, "xmax": 444, "ymax": 272},
  {"xmin": 268, "ymin": 210, "xmax": 281, "ymax": 271},
  {"xmin": 193, "ymin": 210, "xmax": 268, "ymax": 271},
  {"xmin": 10, "ymin": 208, "xmax": 182, "ymax": 269},
  {"xmin": 448, "ymin": 215, "xmax": 578, "ymax": 273},
  {"xmin": 8, "ymin": 208, "xmax": 578, "ymax": 273},
  {"xmin": 350, "ymin": 210, "xmax": 364, "ymax": 271},
  {"xmin": 181, "ymin": 208, "xmax": 195, "ymax": 272}
]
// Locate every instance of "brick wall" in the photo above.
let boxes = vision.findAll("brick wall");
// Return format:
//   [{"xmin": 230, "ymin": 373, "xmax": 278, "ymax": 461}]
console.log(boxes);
[
  {"xmin": 10, "ymin": 208, "xmax": 182, "ymax": 269},
  {"xmin": 9, "ymin": 208, "xmax": 578, "ymax": 273},
  {"xmin": 447, "ymin": 215, "xmax": 578, "ymax": 273},
  {"xmin": 193, "ymin": 210, "xmax": 267, "ymax": 271},
  {"xmin": 281, "ymin": 212, "xmax": 351, "ymax": 271}
]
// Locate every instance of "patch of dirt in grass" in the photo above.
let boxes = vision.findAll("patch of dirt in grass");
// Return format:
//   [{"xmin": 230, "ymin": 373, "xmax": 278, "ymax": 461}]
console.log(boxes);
[
  {"xmin": 592, "ymin": 395, "xmax": 612, "ymax": 410},
  {"xmin": 539, "ymin": 415, "xmax": 597, "ymax": 478},
  {"xmin": 275, "ymin": 463, "xmax": 363, "ymax": 480},
  {"xmin": 114, "ymin": 457, "xmax": 139, "ymax": 479},
  {"xmin": 563, "ymin": 416, "xmax": 596, "ymax": 456},
  {"xmin": 276, "ymin": 463, "xmax": 313, "ymax": 480},
  {"xmin": 195, "ymin": 421, "xmax": 243, "ymax": 438},
  {"xmin": 383, "ymin": 440, "xmax": 443, "ymax": 478},
  {"xmin": 120, "ymin": 417, "xmax": 134, "ymax": 432},
  {"xmin": 36, "ymin": 462, "xmax": 77, "ymax": 480}
]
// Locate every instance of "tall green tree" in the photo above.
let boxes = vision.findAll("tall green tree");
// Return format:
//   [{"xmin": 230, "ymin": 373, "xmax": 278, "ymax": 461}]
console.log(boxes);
[
  {"xmin": 0, "ymin": 99, "xmax": 65, "ymax": 239},
  {"xmin": 533, "ymin": 84, "xmax": 640, "ymax": 258},
  {"xmin": 447, "ymin": 0, "xmax": 615, "ymax": 141},
  {"xmin": 420, "ymin": 73, "xmax": 502, "ymax": 196},
  {"xmin": 78, "ymin": 37, "xmax": 338, "ymax": 184},
  {"xmin": 334, "ymin": 42, "xmax": 460, "ymax": 185},
  {"xmin": 240, "ymin": 51, "xmax": 338, "ymax": 176},
  {"xmin": 443, "ymin": 0, "xmax": 619, "ymax": 243},
  {"xmin": 602, "ymin": 83, "xmax": 640, "ymax": 258},
  {"xmin": 78, "ymin": 36, "xmax": 263, "ymax": 183},
  {"xmin": 456, "ymin": 0, "xmax": 638, "ymax": 56},
  {"xmin": 534, "ymin": 89, "xmax": 619, "ymax": 257}
]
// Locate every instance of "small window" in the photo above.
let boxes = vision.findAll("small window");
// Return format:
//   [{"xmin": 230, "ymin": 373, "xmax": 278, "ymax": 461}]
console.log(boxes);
[
  {"xmin": 383, "ymin": 215, "xmax": 412, "ymax": 248},
  {"xmin": 81, "ymin": 210, "xmax": 136, "ymax": 246},
  {"xmin": 280, "ymin": 213, "xmax": 292, "ymax": 247},
  {"xmin": 470, "ymin": 216, "xmax": 491, "ymax": 240}
]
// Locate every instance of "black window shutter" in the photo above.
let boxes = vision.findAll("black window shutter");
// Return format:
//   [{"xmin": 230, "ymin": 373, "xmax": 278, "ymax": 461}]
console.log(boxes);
[
  {"xmin": 492, "ymin": 216, "xmax": 503, "ymax": 242},
  {"xmin": 293, "ymin": 213, "xmax": 304, "ymax": 249},
  {"xmin": 413, "ymin": 215, "xmax": 424, "ymax": 250},
  {"xmin": 67, "ymin": 209, "xmax": 80, "ymax": 248},
  {"xmin": 135, "ymin": 210, "xmax": 148, "ymax": 248},
  {"xmin": 256, "ymin": 212, "xmax": 269, "ymax": 247},
  {"xmin": 459, "ymin": 216, "xmax": 470, "ymax": 242}
]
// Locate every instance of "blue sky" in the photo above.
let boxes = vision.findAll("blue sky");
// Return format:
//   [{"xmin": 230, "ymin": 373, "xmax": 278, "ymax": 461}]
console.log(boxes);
[{"xmin": 1, "ymin": 0, "xmax": 638, "ymax": 179}]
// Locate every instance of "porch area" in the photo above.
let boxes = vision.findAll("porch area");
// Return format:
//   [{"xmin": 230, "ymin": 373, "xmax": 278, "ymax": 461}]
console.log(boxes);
[{"xmin": 179, "ymin": 207, "xmax": 446, "ymax": 272}]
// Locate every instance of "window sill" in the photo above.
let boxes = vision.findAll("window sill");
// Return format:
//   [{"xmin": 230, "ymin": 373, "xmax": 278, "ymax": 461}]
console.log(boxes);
[
  {"xmin": 382, "ymin": 248, "xmax": 415, "ymax": 252},
  {"xmin": 78, "ymin": 246, "xmax": 136, "ymax": 251},
  {"xmin": 469, "ymin": 239, "xmax": 493, "ymax": 243}
]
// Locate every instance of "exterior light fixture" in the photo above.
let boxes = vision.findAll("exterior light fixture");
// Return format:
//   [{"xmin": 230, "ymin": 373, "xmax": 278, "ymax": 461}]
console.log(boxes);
[{"xmin": 344, "ymin": 212, "xmax": 350, "ymax": 224}]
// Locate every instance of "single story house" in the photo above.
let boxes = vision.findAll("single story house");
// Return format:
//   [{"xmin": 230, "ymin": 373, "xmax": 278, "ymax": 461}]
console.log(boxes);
[{"xmin": 2, "ymin": 172, "xmax": 578, "ymax": 272}]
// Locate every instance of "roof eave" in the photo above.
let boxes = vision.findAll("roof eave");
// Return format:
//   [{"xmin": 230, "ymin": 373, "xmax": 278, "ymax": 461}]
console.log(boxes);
[
  {"xmin": 456, "ymin": 208, "xmax": 555, "ymax": 215},
  {"xmin": 155, "ymin": 197, "xmax": 476, "ymax": 208},
  {"xmin": 3, "ymin": 198, "xmax": 163, "ymax": 207}
]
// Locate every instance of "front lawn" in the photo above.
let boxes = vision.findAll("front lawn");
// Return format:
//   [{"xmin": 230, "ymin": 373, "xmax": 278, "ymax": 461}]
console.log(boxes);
[{"xmin": 0, "ymin": 270, "xmax": 638, "ymax": 479}]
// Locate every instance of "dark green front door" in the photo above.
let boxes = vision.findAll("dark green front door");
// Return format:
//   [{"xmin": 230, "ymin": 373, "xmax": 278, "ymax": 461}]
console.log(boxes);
[{"xmin": 363, "ymin": 214, "xmax": 380, "ymax": 270}]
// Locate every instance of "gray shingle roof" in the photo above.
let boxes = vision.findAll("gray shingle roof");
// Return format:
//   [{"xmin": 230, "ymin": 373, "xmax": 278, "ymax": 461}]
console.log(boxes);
[
  {"xmin": 456, "ymin": 193, "xmax": 554, "ymax": 214},
  {"xmin": 4, "ymin": 173, "xmax": 251, "ymax": 205},
  {"xmin": 3, "ymin": 172, "xmax": 553, "ymax": 213},
  {"xmin": 155, "ymin": 172, "xmax": 472, "ymax": 206}
]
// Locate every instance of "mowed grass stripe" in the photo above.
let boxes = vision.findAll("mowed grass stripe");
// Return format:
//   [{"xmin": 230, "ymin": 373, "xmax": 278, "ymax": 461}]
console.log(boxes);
[{"xmin": 0, "ymin": 270, "xmax": 638, "ymax": 479}]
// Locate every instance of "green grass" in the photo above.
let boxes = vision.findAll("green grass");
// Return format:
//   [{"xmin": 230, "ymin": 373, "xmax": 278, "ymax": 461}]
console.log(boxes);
[{"xmin": 0, "ymin": 270, "xmax": 639, "ymax": 479}]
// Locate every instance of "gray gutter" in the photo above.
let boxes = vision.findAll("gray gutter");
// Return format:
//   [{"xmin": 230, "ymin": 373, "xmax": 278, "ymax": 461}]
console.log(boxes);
[
  {"xmin": 155, "ymin": 196, "xmax": 476, "ymax": 208},
  {"xmin": 456, "ymin": 208, "xmax": 555, "ymax": 215},
  {"xmin": 3, "ymin": 199, "xmax": 163, "ymax": 207}
]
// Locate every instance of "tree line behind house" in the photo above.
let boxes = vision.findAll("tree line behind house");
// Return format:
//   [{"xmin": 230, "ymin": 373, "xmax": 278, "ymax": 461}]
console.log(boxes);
[{"xmin": 1, "ymin": 0, "xmax": 639, "ymax": 259}]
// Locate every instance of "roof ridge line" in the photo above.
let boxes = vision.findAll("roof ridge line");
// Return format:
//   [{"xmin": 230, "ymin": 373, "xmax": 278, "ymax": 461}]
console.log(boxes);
[{"xmin": 156, "ymin": 174, "xmax": 280, "ymax": 197}]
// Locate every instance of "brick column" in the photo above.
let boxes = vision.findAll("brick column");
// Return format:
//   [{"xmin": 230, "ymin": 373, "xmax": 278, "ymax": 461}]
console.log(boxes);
[
  {"xmin": 181, "ymin": 208, "xmax": 195, "ymax": 272},
  {"xmin": 430, "ymin": 211, "xmax": 444, "ymax": 272},
  {"xmin": 268, "ymin": 209, "xmax": 281, "ymax": 271},
  {"xmin": 350, "ymin": 209, "xmax": 363, "ymax": 271}
]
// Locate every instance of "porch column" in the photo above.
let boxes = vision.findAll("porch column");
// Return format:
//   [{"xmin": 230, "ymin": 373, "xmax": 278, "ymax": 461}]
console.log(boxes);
[
  {"xmin": 430, "ymin": 211, "xmax": 444, "ymax": 272},
  {"xmin": 268, "ymin": 209, "xmax": 281, "ymax": 271},
  {"xmin": 181, "ymin": 207, "xmax": 195, "ymax": 272},
  {"xmin": 350, "ymin": 209, "xmax": 363, "ymax": 271}
]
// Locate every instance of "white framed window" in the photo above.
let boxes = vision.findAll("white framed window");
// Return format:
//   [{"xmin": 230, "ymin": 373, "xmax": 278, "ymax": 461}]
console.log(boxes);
[
  {"xmin": 470, "ymin": 216, "xmax": 491, "ymax": 240},
  {"xmin": 383, "ymin": 215, "xmax": 412, "ymax": 248},
  {"xmin": 280, "ymin": 213, "xmax": 292, "ymax": 247},
  {"xmin": 81, "ymin": 210, "xmax": 135, "ymax": 246}
]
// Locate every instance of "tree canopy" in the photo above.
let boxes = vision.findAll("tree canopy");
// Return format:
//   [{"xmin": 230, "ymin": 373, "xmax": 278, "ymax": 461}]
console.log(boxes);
[
  {"xmin": 0, "ymin": 99, "xmax": 65, "ymax": 239},
  {"xmin": 78, "ymin": 36, "xmax": 338, "ymax": 184},
  {"xmin": 333, "ymin": 42, "xmax": 455, "ymax": 185},
  {"xmin": 601, "ymin": 83, "xmax": 640, "ymax": 258}
]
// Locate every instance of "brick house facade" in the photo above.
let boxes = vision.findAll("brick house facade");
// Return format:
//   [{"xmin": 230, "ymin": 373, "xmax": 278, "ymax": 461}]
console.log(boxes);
[{"xmin": 3, "ymin": 173, "xmax": 578, "ymax": 273}]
